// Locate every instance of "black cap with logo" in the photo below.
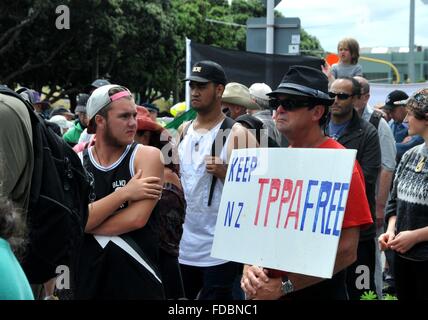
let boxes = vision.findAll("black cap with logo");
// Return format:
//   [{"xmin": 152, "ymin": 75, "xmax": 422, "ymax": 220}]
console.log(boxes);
[
  {"xmin": 184, "ymin": 60, "xmax": 227, "ymax": 85},
  {"xmin": 383, "ymin": 90, "xmax": 409, "ymax": 110}
]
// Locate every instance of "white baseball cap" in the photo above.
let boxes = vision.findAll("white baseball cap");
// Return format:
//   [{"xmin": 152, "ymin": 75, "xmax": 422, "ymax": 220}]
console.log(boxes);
[
  {"xmin": 249, "ymin": 83, "xmax": 272, "ymax": 101},
  {"xmin": 86, "ymin": 84, "xmax": 132, "ymax": 121},
  {"xmin": 48, "ymin": 115, "xmax": 73, "ymax": 135}
]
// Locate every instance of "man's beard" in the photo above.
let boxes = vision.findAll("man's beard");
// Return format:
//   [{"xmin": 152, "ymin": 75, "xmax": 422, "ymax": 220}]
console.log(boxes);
[
  {"xmin": 194, "ymin": 91, "xmax": 217, "ymax": 115},
  {"xmin": 104, "ymin": 121, "xmax": 127, "ymax": 148}
]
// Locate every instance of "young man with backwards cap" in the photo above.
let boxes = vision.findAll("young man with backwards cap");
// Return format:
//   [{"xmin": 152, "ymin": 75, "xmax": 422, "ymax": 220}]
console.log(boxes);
[
  {"xmin": 241, "ymin": 65, "xmax": 373, "ymax": 300},
  {"xmin": 179, "ymin": 60, "xmax": 257, "ymax": 300},
  {"xmin": 74, "ymin": 84, "xmax": 165, "ymax": 299}
]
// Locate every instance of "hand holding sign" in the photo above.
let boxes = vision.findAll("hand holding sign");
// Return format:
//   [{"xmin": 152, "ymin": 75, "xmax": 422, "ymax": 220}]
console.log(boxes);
[{"xmin": 241, "ymin": 265, "xmax": 270, "ymax": 299}]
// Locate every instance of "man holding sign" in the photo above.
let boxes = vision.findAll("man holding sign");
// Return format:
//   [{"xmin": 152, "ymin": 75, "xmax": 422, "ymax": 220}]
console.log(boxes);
[{"xmin": 241, "ymin": 66, "xmax": 373, "ymax": 300}]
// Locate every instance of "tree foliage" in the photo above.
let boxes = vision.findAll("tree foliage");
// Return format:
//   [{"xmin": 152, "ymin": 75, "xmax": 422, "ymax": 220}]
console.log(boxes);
[
  {"xmin": 300, "ymin": 28, "xmax": 324, "ymax": 57},
  {"xmin": 0, "ymin": 0, "xmax": 323, "ymax": 106}
]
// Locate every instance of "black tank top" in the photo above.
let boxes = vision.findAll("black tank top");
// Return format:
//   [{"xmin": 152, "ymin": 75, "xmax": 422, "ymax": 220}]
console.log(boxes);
[
  {"xmin": 85, "ymin": 142, "xmax": 160, "ymax": 258},
  {"xmin": 76, "ymin": 142, "xmax": 163, "ymax": 299}
]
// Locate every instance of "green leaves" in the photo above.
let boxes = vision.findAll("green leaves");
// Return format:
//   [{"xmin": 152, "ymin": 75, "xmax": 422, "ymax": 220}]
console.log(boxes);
[
  {"xmin": 360, "ymin": 290, "xmax": 378, "ymax": 300},
  {"xmin": 360, "ymin": 290, "xmax": 398, "ymax": 300},
  {"xmin": 0, "ymin": 0, "xmax": 323, "ymax": 106}
]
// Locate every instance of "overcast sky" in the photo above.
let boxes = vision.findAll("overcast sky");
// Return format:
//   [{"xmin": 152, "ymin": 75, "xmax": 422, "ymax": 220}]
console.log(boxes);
[{"xmin": 276, "ymin": 0, "xmax": 428, "ymax": 52}]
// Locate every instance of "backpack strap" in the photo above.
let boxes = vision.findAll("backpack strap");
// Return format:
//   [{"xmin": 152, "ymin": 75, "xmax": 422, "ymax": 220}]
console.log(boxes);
[
  {"xmin": 207, "ymin": 116, "xmax": 236, "ymax": 206},
  {"xmin": 369, "ymin": 110, "xmax": 382, "ymax": 130},
  {"xmin": 82, "ymin": 148, "xmax": 90, "ymax": 170},
  {"xmin": 179, "ymin": 120, "xmax": 193, "ymax": 144}
]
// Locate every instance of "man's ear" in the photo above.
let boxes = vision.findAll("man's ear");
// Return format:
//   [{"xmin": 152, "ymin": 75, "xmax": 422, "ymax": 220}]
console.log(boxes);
[
  {"xmin": 216, "ymin": 84, "xmax": 225, "ymax": 98},
  {"xmin": 312, "ymin": 104, "xmax": 326, "ymax": 122},
  {"xmin": 94, "ymin": 114, "xmax": 105, "ymax": 130}
]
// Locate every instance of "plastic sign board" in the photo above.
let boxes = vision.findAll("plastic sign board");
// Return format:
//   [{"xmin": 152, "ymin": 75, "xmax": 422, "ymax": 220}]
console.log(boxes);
[{"xmin": 211, "ymin": 147, "xmax": 356, "ymax": 278}]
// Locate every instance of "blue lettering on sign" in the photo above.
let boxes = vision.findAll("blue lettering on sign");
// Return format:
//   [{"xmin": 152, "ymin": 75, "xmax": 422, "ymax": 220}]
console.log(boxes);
[
  {"xmin": 325, "ymin": 182, "xmax": 342, "ymax": 235},
  {"xmin": 254, "ymin": 177, "xmax": 350, "ymax": 237},
  {"xmin": 235, "ymin": 202, "xmax": 243, "ymax": 228},
  {"xmin": 300, "ymin": 180, "xmax": 318, "ymax": 231},
  {"xmin": 333, "ymin": 183, "xmax": 349, "ymax": 236},
  {"xmin": 224, "ymin": 201, "xmax": 244, "ymax": 228},
  {"xmin": 242, "ymin": 157, "xmax": 249, "ymax": 182},
  {"xmin": 312, "ymin": 181, "xmax": 332, "ymax": 234},
  {"xmin": 228, "ymin": 156, "xmax": 258, "ymax": 183}
]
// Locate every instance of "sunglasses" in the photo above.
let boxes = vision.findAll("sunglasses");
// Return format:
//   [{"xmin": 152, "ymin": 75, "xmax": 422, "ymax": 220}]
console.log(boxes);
[
  {"xmin": 269, "ymin": 98, "xmax": 315, "ymax": 111},
  {"xmin": 328, "ymin": 92, "xmax": 355, "ymax": 100}
]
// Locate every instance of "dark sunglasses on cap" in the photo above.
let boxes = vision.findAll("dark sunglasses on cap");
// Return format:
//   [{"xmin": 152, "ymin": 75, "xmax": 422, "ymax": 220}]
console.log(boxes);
[
  {"xmin": 328, "ymin": 92, "xmax": 355, "ymax": 100},
  {"xmin": 269, "ymin": 98, "xmax": 315, "ymax": 111}
]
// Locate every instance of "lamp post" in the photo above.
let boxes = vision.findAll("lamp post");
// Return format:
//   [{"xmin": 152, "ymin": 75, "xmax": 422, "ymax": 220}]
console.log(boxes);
[
  {"xmin": 266, "ymin": 0, "xmax": 274, "ymax": 54},
  {"xmin": 409, "ymin": 0, "xmax": 428, "ymax": 82},
  {"xmin": 408, "ymin": 0, "xmax": 415, "ymax": 82}
]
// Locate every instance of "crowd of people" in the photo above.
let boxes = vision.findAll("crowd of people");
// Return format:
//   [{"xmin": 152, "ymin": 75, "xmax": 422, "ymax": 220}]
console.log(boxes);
[{"xmin": 1, "ymin": 36, "xmax": 427, "ymax": 300}]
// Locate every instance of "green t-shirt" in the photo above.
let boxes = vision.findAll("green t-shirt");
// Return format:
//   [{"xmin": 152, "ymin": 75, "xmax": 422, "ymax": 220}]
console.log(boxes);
[
  {"xmin": 0, "ymin": 238, "xmax": 34, "ymax": 300},
  {"xmin": 63, "ymin": 121, "xmax": 84, "ymax": 144}
]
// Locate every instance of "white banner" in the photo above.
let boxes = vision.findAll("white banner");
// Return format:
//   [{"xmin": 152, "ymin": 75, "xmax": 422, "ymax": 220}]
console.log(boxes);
[
  {"xmin": 369, "ymin": 82, "xmax": 428, "ymax": 107},
  {"xmin": 211, "ymin": 148, "xmax": 356, "ymax": 279}
]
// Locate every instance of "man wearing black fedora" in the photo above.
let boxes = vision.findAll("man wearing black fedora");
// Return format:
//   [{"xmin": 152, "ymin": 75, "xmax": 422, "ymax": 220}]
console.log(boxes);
[{"xmin": 241, "ymin": 65, "xmax": 373, "ymax": 300}]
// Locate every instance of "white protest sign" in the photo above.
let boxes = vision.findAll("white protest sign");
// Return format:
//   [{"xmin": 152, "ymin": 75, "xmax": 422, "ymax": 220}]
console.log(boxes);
[{"xmin": 211, "ymin": 147, "xmax": 356, "ymax": 278}]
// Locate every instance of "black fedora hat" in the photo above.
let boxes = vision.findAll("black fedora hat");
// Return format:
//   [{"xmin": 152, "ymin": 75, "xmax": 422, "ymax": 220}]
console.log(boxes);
[{"xmin": 268, "ymin": 65, "xmax": 333, "ymax": 106}]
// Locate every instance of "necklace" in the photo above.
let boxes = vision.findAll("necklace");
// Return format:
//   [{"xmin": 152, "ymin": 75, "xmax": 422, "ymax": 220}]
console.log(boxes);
[
  {"xmin": 193, "ymin": 114, "xmax": 224, "ymax": 152},
  {"xmin": 194, "ymin": 136, "xmax": 203, "ymax": 152},
  {"xmin": 93, "ymin": 146, "xmax": 103, "ymax": 166},
  {"xmin": 415, "ymin": 156, "xmax": 426, "ymax": 173}
]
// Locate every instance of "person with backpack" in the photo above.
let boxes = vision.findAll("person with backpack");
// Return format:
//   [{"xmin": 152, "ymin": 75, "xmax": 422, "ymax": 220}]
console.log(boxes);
[
  {"xmin": 1, "ymin": 86, "xmax": 91, "ymax": 299},
  {"xmin": 75, "ymin": 84, "xmax": 165, "ymax": 299},
  {"xmin": 178, "ymin": 60, "xmax": 257, "ymax": 300},
  {"xmin": 0, "ymin": 88, "xmax": 34, "ymax": 212},
  {"xmin": 0, "ymin": 90, "xmax": 34, "ymax": 299}
]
